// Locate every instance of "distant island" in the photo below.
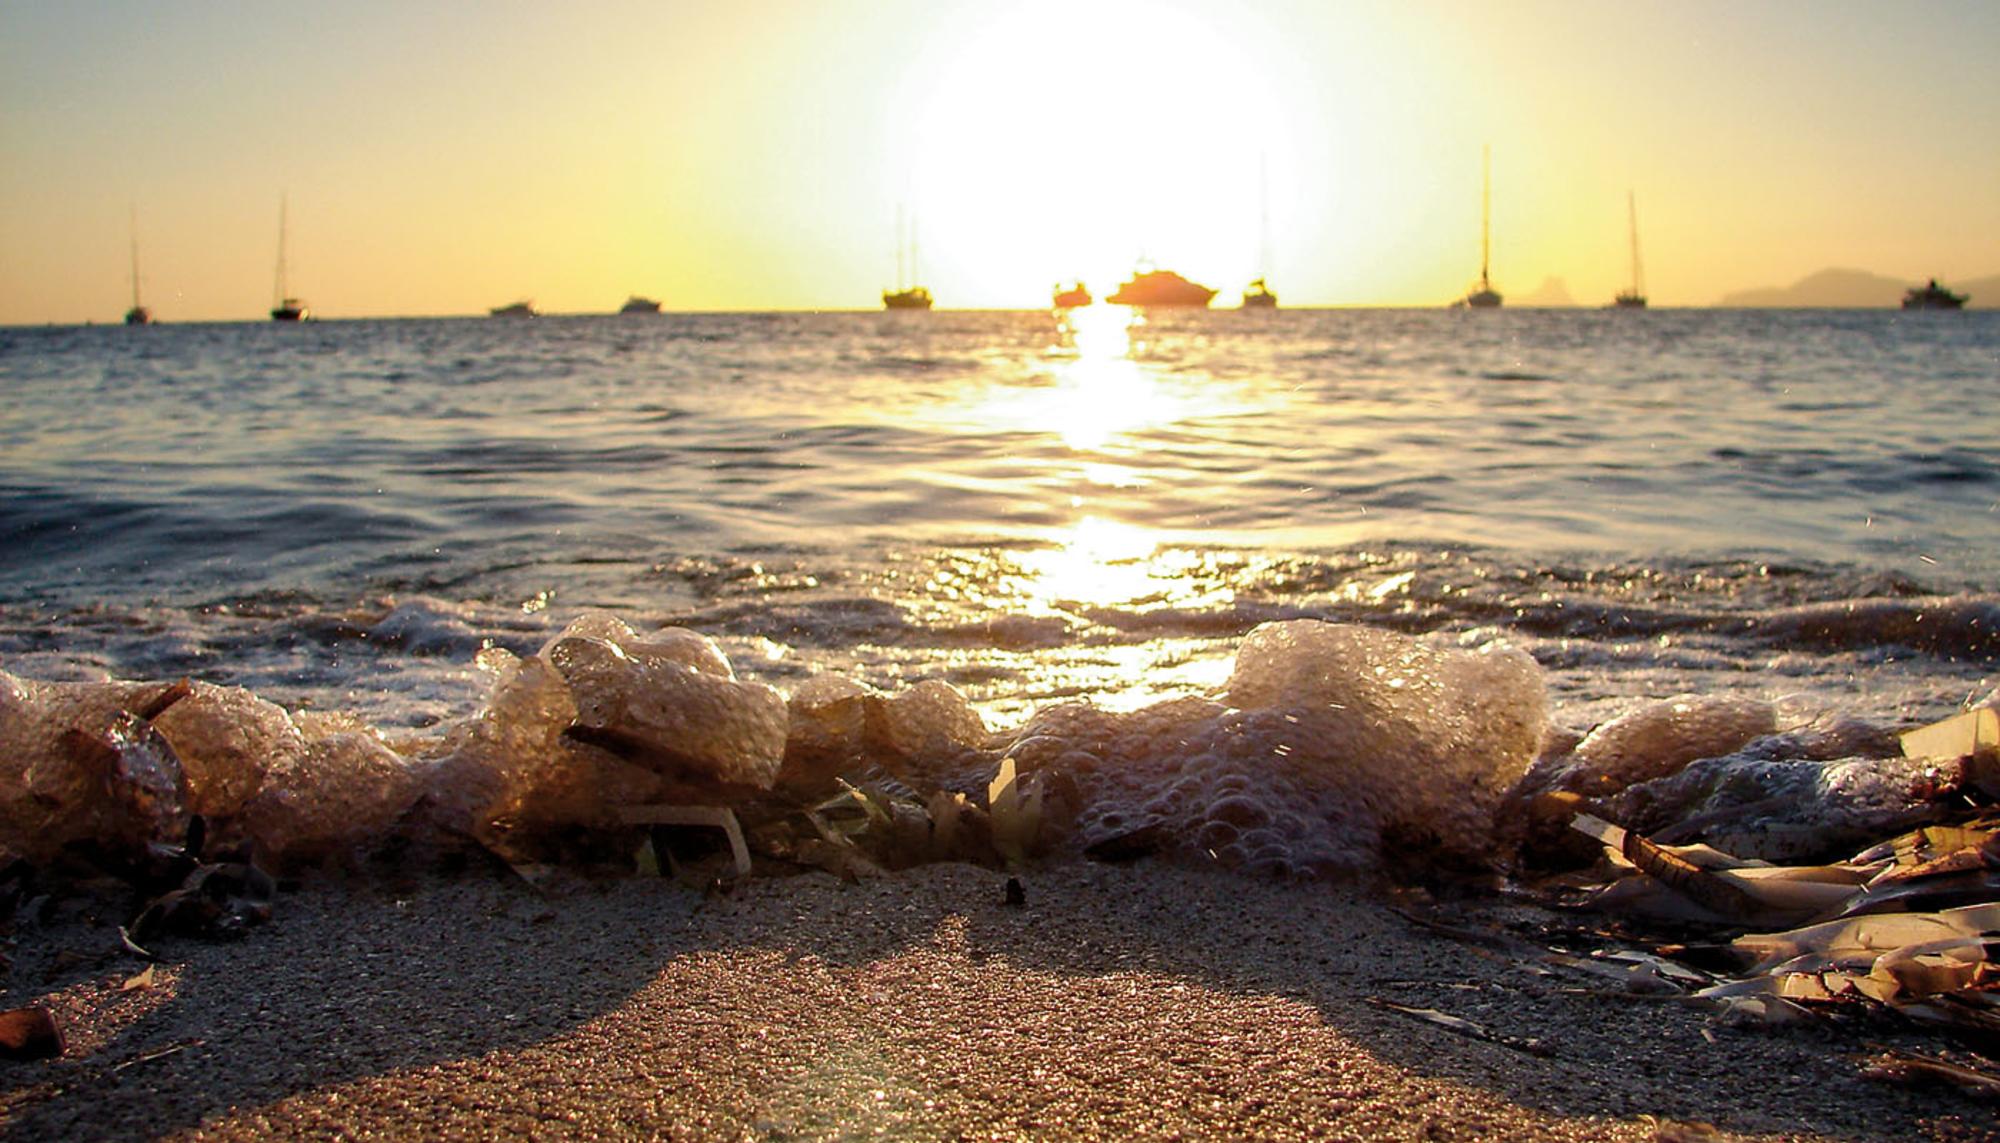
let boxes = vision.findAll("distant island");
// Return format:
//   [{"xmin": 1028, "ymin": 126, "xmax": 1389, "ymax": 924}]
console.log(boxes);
[
  {"xmin": 1515, "ymin": 276, "xmax": 1576, "ymax": 307},
  {"xmin": 1718, "ymin": 267, "xmax": 1994, "ymax": 308}
]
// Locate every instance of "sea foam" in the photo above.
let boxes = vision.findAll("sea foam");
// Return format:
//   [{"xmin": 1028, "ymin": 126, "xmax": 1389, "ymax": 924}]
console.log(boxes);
[
  {"xmin": 5, "ymin": 612, "xmax": 1967, "ymax": 879},
  {"xmin": 1011, "ymin": 621, "xmax": 1548, "ymax": 875},
  {"xmin": 0, "ymin": 617, "xmax": 1562, "ymax": 876}
]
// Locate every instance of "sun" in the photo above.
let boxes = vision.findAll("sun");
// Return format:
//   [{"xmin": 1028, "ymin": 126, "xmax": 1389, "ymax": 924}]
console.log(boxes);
[{"xmin": 905, "ymin": 1, "xmax": 1294, "ymax": 307}]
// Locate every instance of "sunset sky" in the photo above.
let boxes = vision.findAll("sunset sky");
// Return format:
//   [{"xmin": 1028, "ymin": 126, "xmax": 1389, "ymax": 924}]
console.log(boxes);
[{"xmin": 3, "ymin": 0, "xmax": 1996, "ymax": 322}]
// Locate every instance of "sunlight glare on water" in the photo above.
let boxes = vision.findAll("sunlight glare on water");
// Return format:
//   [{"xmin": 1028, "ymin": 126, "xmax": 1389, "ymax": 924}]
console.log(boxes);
[
  {"xmin": 1052, "ymin": 305, "xmax": 1153, "ymax": 451},
  {"xmin": 999, "ymin": 308, "xmax": 1240, "ymax": 614},
  {"xmin": 952, "ymin": 305, "xmax": 1174, "ymax": 453},
  {"xmin": 1015, "ymin": 515, "xmax": 1165, "ymax": 610}
]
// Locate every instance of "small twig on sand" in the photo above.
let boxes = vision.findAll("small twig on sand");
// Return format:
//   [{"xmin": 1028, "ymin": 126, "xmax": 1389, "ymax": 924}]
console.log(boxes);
[
  {"xmin": 1365, "ymin": 997, "xmax": 1553, "ymax": 1057},
  {"xmin": 112, "ymin": 1039, "xmax": 203, "ymax": 1073}
]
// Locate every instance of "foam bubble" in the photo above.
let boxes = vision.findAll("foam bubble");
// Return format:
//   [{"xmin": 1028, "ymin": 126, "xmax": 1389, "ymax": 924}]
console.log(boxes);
[
  {"xmin": 1011, "ymin": 621, "xmax": 1550, "ymax": 875},
  {"xmin": 151, "ymin": 683, "xmax": 301, "ymax": 822},
  {"xmin": 1564, "ymin": 694, "xmax": 1779, "ymax": 793},
  {"xmin": 0, "ymin": 671, "xmax": 191, "ymax": 859},
  {"xmin": 550, "ymin": 635, "xmax": 787, "ymax": 791},
  {"xmin": 242, "ymin": 730, "xmax": 428, "ymax": 866}
]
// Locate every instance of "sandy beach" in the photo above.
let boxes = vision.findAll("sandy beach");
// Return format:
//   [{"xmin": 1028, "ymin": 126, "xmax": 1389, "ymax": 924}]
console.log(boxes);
[{"xmin": 1, "ymin": 860, "xmax": 1984, "ymax": 1142}]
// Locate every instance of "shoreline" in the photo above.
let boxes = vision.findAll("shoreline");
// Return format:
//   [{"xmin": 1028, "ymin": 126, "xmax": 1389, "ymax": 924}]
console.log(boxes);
[{"xmin": 1, "ymin": 861, "xmax": 1979, "ymax": 1141}]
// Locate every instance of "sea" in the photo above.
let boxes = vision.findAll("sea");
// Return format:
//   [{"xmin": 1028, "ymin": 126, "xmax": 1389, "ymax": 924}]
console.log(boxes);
[{"xmin": 2, "ymin": 306, "xmax": 1995, "ymax": 753}]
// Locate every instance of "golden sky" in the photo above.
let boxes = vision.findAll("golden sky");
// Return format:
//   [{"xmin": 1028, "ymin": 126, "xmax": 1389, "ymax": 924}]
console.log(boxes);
[{"xmin": 2, "ymin": 0, "xmax": 1996, "ymax": 321}]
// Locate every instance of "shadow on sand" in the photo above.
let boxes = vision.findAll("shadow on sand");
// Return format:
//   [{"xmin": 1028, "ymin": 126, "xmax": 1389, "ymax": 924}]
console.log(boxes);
[{"xmin": 0, "ymin": 859, "xmax": 1973, "ymax": 1140}]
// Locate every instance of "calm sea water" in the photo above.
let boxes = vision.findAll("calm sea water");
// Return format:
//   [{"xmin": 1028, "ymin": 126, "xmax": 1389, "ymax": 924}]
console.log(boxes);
[{"xmin": 2, "ymin": 308, "xmax": 1995, "ymax": 733}]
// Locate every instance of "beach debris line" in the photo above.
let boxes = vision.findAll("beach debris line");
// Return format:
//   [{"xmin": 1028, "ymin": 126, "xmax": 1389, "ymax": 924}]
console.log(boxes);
[
  {"xmin": 617, "ymin": 804, "xmax": 752, "ymax": 878},
  {"xmin": 1519, "ymin": 697, "xmax": 2000, "ymax": 1052},
  {"xmin": 5, "ymin": 610, "xmax": 2000, "ymax": 1089},
  {"xmin": 0, "ymin": 609, "xmax": 1991, "ymax": 919},
  {"xmin": 0, "ymin": 614, "xmax": 1556, "ymax": 880},
  {"xmin": 1507, "ymin": 686, "xmax": 1986, "ymax": 873},
  {"xmin": 126, "ymin": 822, "xmax": 277, "ymax": 946}
]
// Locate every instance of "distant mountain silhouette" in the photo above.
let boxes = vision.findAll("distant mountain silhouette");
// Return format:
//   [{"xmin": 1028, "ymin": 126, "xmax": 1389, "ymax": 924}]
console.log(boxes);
[
  {"xmin": 1516, "ymin": 276, "xmax": 1576, "ymax": 306},
  {"xmin": 1719, "ymin": 267, "xmax": 1994, "ymax": 308}
]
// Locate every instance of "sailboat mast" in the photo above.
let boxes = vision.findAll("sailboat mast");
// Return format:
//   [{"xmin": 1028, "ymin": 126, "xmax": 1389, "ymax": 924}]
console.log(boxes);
[
  {"xmin": 1480, "ymin": 146, "xmax": 1492, "ymax": 286},
  {"xmin": 1258, "ymin": 154, "xmax": 1272, "ymax": 280},
  {"xmin": 1627, "ymin": 190, "xmax": 1645, "ymax": 299},
  {"xmin": 128, "ymin": 206, "xmax": 143, "ymax": 310},
  {"xmin": 274, "ymin": 194, "xmax": 289, "ymax": 309},
  {"xmin": 895, "ymin": 205, "xmax": 907, "ymax": 291}
]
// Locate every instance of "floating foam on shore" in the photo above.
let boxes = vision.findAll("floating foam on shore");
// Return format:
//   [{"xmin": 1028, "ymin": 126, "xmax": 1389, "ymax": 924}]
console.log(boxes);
[
  {"xmin": 0, "ymin": 609, "xmax": 1981, "ymax": 879},
  {"xmin": 1000, "ymin": 622, "xmax": 1550, "ymax": 875}
]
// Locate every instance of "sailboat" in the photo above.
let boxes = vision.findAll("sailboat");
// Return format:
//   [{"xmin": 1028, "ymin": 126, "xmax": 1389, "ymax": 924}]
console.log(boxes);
[
  {"xmin": 124, "ymin": 207, "xmax": 153, "ymax": 326},
  {"xmin": 1612, "ymin": 191, "xmax": 1647, "ymax": 309},
  {"xmin": 1241, "ymin": 157, "xmax": 1278, "ymax": 309},
  {"xmin": 882, "ymin": 205, "xmax": 933, "ymax": 310},
  {"xmin": 269, "ymin": 195, "xmax": 309, "ymax": 322},
  {"xmin": 882, "ymin": 285, "xmax": 933, "ymax": 311},
  {"xmin": 1460, "ymin": 147, "xmax": 1502, "ymax": 309}
]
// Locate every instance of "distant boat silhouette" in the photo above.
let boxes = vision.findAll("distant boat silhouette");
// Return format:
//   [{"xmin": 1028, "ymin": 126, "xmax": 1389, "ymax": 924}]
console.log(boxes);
[
  {"xmin": 1108, "ymin": 267, "xmax": 1216, "ymax": 308},
  {"xmin": 1459, "ymin": 147, "xmax": 1502, "ymax": 308},
  {"xmin": 883, "ymin": 205, "xmax": 933, "ymax": 310},
  {"xmin": 1902, "ymin": 279, "xmax": 1968, "ymax": 310},
  {"xmin": 619, "ymin": 295, "xmax": 662, "ymax": 314},
  {"xmin": 1053, "ymin": 281, "xmax": 1091, "ymax": 309},
  {"xmin": 1613, "ymin": 191, "xmax": 1647, "ymax": 309},
  {"xmin": 1242, "ymin": 158, "xmax": 1278, "ymax": 310},
  {"xmin": 490, "ymin": 300, "xmax": 538, "ymax": 318},
  {"xmin": 269, "ymin": 195, "xmax": 308, "ymax": 322},
  {"xmin": 883, "ymin": 286, "xmax": 933, "ymax": 310},
  {"xmin": 124, "ymin": 207, "xmax": 152, "ymax": 326}
]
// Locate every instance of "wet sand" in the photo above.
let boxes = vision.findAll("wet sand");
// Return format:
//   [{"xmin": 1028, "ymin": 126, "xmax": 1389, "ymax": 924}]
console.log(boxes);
[{"xmin": 0, "ymin": 862, "xmax": 1984, "ymax": 1141}]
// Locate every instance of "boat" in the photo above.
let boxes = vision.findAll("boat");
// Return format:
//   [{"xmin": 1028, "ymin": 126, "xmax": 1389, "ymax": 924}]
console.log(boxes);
[
  {"xmin": 619, "ymin": 295, "xmax": 662, "ymax": 314},
  {"xmin": 1902, "ymin": 279, "xmax": 1968, "ymax": 310},
  {"xmin": 1612, "ymin": 191, "xmax": 1647, "ymax": 308},
  {"xmin": 1240, "ymin": 278, "xmax": 1277, "ymax": 309},
  {"xmin": 1459, "ymin": 147, "xmax": 1502, "ymax": 308},
  {"xmin": 1107, "ymin": 267, "xmax": 1216, "ymax": 308},
  {"xmin": 490, "ymin": 300, "xmax": 538, "ymax": 318},
  {"xmin": 1241, "ymin": 158, "xmax": 1278, "ymax": 310},
  {"xmin": 1052, "ymin": 282, "xmax": 1091, "ymax": 309},
  {"xmin": 882, "ymin": 287, "xmax": 933, "ymax": 310},
  {"xmin": 269, "ymin": 195, "xmax": 308, "ymax": 322},
  {"xmin": 124, "ymin": 207, "xmax": 152, "ymax": 326},
  {"xmin": 883, "ymin": 205, "xmax": 933, "ymax": 310}
]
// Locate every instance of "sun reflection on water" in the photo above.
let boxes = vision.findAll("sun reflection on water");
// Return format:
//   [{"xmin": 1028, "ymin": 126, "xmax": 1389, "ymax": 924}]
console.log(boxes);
[
  {"xmin": 1051, "ymin": 306, "xmax": 1147, "ymax": 451},
  {"xmin": 1015, "ymin": 515, "xmax": 1161, "ymax": 608},
  {"xmin": 998, "ymin": 515, "xmax": 1241, "ymax": 715},
  {"xmin": 908, "ymin": 305, "xmax": 1259, "ymax": 673},
  {"xmin": 1063, "ymin": 303, "xmax": 1131, "ymax": 359},
  {"xmin": 1004, "ymin": 309, "xmax": 1206, "ymax": 613},
  {"xmin": 955, "ymin": 306, "xmax": 1187, "ymax": 453}
]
